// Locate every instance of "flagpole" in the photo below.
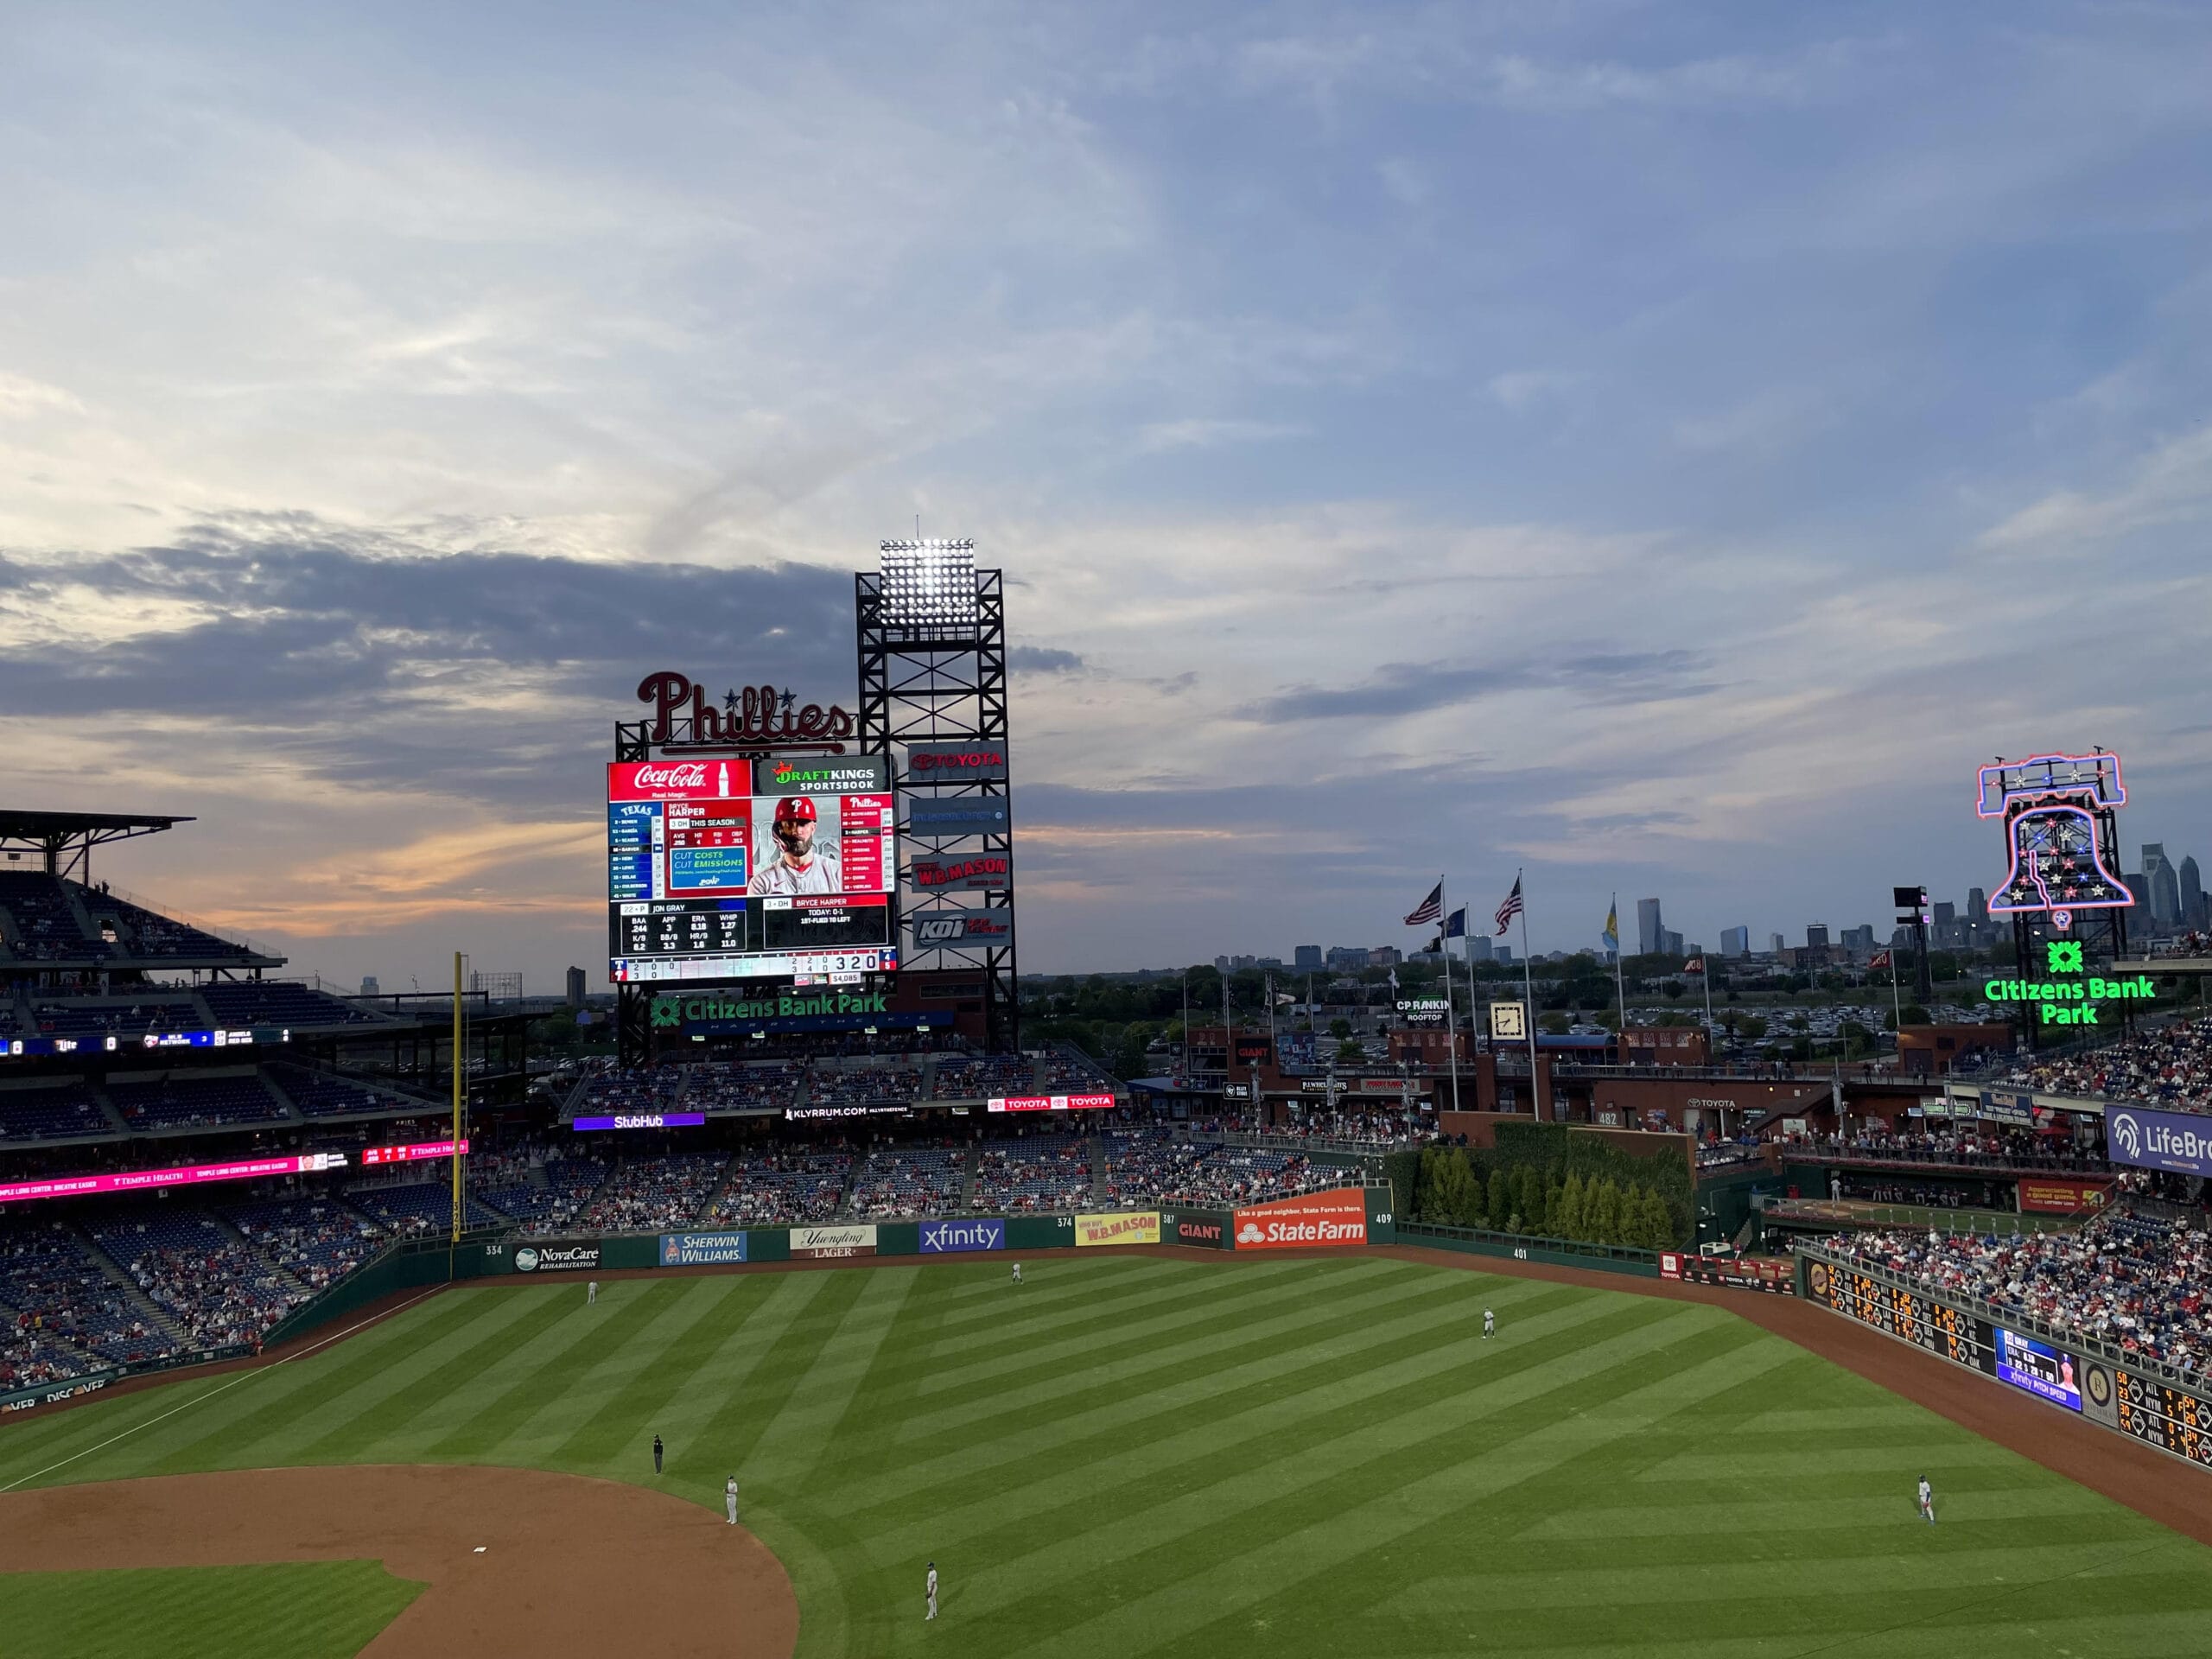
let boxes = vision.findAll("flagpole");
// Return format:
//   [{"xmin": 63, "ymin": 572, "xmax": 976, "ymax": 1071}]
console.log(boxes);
[
  {"xmin": 1612, "ymin": 890, "xmax": 1627, "ymax": 1059},
  {"xmin": 1517, "ymin": 870, "xmax": 1539, "ymax": 1118},
  {"xmin": 1439, "ymin": 874, "xmax": 1460, "ymax": 1114},
  {"xmin": 1700, "ymin": 957, "xmax": 1713, "ymax": 1046}
]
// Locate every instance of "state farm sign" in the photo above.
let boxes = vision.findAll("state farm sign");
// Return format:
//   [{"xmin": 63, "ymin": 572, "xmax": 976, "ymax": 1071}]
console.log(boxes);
[{"xmin": 1231, "ymin": 1187, "xmax": 1367, "ymax": 1250}]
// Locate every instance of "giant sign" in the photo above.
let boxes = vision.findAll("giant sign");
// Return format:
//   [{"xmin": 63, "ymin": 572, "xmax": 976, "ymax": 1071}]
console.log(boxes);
[
  {"xmin": 1231, "ymin": 1188, "xmax": 1367, "ymax": 1249},
  {"xmin": 2103, "ymin": 1105, "xmax": 2212, "ymax": 1179}
]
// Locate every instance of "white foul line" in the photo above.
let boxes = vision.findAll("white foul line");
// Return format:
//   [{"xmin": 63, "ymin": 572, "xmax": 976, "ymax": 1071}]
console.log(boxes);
[{"xmin": 0, "ymin": 1285, "xmax": 446, "ymax": 1494}]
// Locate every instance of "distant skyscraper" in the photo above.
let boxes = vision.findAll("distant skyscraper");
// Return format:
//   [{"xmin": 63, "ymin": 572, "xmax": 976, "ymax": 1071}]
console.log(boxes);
[
  {"xmin": 1466, "ymin": 935, "xmax": 1494, "ymax": 963},
  {"xmin": 564, "ymin": 965, "xmax": 586, "ymax": 1008},
  {"xmin": 1932, "ymin": 901, "xmax": 1955, "ymax": 928},
  {"xmin": 1805, "ymin": 924, "xmax": 1830, "ymax": 950},
  {"xmin": 1294, "ymin": 944, "xmax": 1323, "ymax": 971},
  {"xmin": 2182, "ymin": 858, "xmax": 2206, "ymax": 931},
  {"xmin": 1637, "ymin": 898, "xmax": 1663, "ymax": 956},
  {"xmin": 2143, "ymin": 844, "xmax": 2182, "ymax": 930},
  {"xmin": 1659, "ymin": 928, "xmax": 1683, "ymax": 957},
  {"xmin": 359, "ymin": 976, "xmax": 380, "ymax": 997},
  {"xmin": 1719, "ymin": 925, "xmax": 1750, "ymax": 957},
  {"xmin": 1769, "ymin": 932, "xmax": 1786, "ymax": 955},
  {"xmin": 1966, "ymin": 887, "xmax": 1988, "ymax": 925}
]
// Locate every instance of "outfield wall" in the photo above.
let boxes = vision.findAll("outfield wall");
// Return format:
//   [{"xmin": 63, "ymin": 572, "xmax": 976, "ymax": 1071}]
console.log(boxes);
[{"xmin": 1796, "ymin": 1244, "xmax": 2212, "ymax": 1474}]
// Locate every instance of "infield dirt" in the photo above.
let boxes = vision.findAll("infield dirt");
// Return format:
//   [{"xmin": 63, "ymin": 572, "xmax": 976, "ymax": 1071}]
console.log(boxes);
[{"xmin": 0, "ymin": 1464, "xmax": 797, "ymax": 1659}]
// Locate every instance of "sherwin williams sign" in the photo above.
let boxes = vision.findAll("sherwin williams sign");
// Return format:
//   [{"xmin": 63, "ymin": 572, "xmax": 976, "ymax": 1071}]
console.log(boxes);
[
  {"xmin": 1231, "ymin": 1188, "xmax": 1367, "ymax": 1249},
  {"xmin": 920, "ymin": 1217, "xmax": 1006, "ymax": 1253},
  {"xmin": 660, "ymin": 1230, "xmax": 749, "ymax": 1266},
  {"xmin": 2103, "ymin": 1106, "xmax": 2212, "ymax": 1178},
  {"xmin": 1075, "ymin": 1211, "xmax": 1160, "ymax": 1248}
]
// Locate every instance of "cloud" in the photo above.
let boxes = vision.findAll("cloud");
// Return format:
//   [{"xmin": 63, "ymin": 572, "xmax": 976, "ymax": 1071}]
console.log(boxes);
[
  {"xmin": 1134, "ymin": 418, "xmax": 1305, "ymax": 454},
  {"xmin": 1008, "ymin": 645, "xmax": 1085, "ymax": 675},
  {"xmin": 1240, "ymin": 652, "xmax": 1719, "ymax": 723},
  {"xmin": 1979, "ymin": 426, "xmax": 2212, "ymax": 551}
]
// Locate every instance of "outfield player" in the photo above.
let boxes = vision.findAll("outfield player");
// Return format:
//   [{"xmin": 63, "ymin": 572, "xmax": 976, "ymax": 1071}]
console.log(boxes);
[
  {"xmin": 1011, "ymin": 1261, "xmax": 1022, "ymax": 1285},
  {"xmin": 747, "ymin": 798, "xmax": 843, "ymax": 894},
  {"xmin": 1917, "ymin": 1475, "xmax": 1935, "ymax": 1525},
  {"xmin": 588, "ymin": 1280, "xmax": 598, "ymax": 1305},
  {"xmin": 727, "ymin": 1474, "xmax": 740, "ymax": 1525},
  {"xmin": 1483, "ymin": 1307, "xmax": 1495, "ymax": 1339},
  {"xmin": 926, "ymin": 1561, "xmax": 938, "ymax": 1621}
]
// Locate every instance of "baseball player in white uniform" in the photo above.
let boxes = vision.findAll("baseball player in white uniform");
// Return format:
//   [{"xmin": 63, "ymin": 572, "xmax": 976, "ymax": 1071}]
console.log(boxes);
[
  {"xmin": 747, "ymin": 797, "xmax": 843, "ymax": 895},
  {"xmin": 1011, "ymin": 1262, "xmax": 1022, "ymax": 1285},
  {"xmin": 1916, "ymin": 1475, "xmax": 1935, "ymax": 1525},
  {"xmin": 925, "ymin": 1561, "xmax": 938, "ymax": 1621},
  {"xmin": 1483, "ymin": 1308, "xmax": 1495, "ymax": 1339},
  {"xmin": 588, "ymin": 1281, "xmax": 598, "ymax": 1305},
  {"xmin": 726, "ymin": 1475, "xmax": 740, "ymax": 1525}
]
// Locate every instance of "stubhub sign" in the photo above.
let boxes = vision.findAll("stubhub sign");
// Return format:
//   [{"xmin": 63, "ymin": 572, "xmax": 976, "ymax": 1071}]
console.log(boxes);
[{"xmin": 921, "ymin": 1217, "xmax": 1006, "ymax": 1254}]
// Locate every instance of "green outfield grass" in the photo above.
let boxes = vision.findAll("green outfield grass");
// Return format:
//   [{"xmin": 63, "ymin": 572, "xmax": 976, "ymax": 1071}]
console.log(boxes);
[
  {"xmin": 0, "ymin": 1560, "xmax": 423, "ymax": 1658},
  {"xmin": 4, "ymin": 1255, "xmax": 2212, "ymax": 1657}
]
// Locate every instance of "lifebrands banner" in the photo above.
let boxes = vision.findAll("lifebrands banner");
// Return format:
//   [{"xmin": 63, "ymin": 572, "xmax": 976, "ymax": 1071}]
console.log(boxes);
[
  {"xmin": 920, "ymin": 1217, "xmax": 1006, "ymax": 1253},
  {"xmin": 660, "ymin": 1230, "xmax": 749, "ymax": 1266},
  {"xmin": 2103, "ymin": 1104, "xmax": 2212, "ymax": 1179},
  {"xmin": 791, "ymin": 1224, "xmax": 877, "ymax": 1259},
  {"xmin": 1075, "ymin": 1211, "xmax": 1161, "ymax": 1248},
  {"xmin": 2018, "ymin": 1177, "xmax": 2114, "ymax": 1215},
  {"xmin": 1231, "ymin": 1188, "xmax": 1367, "ymax": 1250}
]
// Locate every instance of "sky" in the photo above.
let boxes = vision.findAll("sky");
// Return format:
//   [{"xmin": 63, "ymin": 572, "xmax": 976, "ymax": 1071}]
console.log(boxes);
[{"xmin": 3, "ymin": 2, "xmax": 2210, "ymax": 989}]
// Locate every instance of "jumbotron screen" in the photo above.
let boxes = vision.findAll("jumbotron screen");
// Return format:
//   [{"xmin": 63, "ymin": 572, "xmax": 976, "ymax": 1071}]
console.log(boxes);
[{"xmin": 607, "ymin": 755, "xmax": 899, "ymax": 984}]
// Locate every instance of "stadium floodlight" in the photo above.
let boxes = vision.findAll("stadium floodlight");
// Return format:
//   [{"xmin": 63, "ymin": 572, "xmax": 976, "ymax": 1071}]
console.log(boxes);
[{"xmin": 879, "ymin": 538, "xmax": 979, "ymax": 629}]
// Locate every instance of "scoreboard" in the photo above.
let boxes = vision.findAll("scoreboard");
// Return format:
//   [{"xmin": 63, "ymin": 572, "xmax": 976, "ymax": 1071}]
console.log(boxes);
[
  {"xmin": 2116, "ymin": 1370, "xmax": 2212, "ymax": 1469},
  {"xmin": 607, "ymin": 756, "xmax": 899, "ymax": 984},
  {"xmin": 1819, "ymin": 1263, "xmax": 1997, "ymax": 1375}
]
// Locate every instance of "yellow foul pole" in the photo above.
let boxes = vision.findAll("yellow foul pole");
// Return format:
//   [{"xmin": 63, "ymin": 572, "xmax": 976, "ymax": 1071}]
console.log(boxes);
[{"xmin": 451, "ymin": 950, "xmax": 464, "ymax": 1246}]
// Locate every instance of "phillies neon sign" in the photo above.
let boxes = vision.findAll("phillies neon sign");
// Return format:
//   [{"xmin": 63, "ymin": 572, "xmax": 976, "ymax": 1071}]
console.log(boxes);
[{"xmin": 637, "ymin": 671, "xmax": 855, "ymax": 751}]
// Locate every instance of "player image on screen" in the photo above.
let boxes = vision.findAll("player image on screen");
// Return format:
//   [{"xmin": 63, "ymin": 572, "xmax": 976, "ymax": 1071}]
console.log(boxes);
[{"xmin": 749, "ymin": 798, "xmax": 843, "ymax": 895}]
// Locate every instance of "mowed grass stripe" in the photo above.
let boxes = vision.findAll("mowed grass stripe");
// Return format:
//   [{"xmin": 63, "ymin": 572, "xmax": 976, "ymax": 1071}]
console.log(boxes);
[
  {"xmin": 414, "ymin": 1278, "xmax": 695, "ymax": 1459},
  {"xmin": 681, "ymin": 1268, "xmax": 875, "ymax": 1492},
  {"xmin": 1526, "ymin": 1484, "xmax": 2132, "ymax": 1541},
  {"xmin": 546, "ymin": 1274, "xmax": 775, "ymax": 1471},
  {"xmin": 845, "ymin": 1275, "xmax": 1630, "ymax": 1527},
  {"xmin": 747, "ymin": 1267, "xmax": 918, "ymax": 1488},
  {"xmin": 990, "ymin": 1322, "xmax": 1796, "ymax": 1659}
]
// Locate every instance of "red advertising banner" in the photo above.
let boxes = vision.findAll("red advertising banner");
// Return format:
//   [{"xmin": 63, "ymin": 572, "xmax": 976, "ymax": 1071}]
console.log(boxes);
[
  {"xmin": 986, "ymin": 1093, "xmax": 1116, "ymax": 1114},
  {"xmin": 1232, "ymin": 1187, "xmax": 1368, "ymax": 1249},
  {"xmin": 607, "ymin": 760, "xmax": 750, "ymax": 802},
  {"xmin": 2018, "ymin": 1177, "xmax": 2114, "ymax": 1215}
]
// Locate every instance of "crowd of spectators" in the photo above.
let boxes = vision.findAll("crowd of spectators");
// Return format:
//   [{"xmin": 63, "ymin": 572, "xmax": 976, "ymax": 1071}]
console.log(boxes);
[
  {"xmin": 810, "ymin": 1065, "xmax": 925, "ymax": 1107},
  {"xmin": 580, "ymin": 1154, "xmax": 727, "ymax": 1234},
  {"xmin": 1038, "ymin": 1049, "xmax": 1115, "ymax": 1091},
  {"xmin": 85, "ymin": 1211, "xmax": 309, "ymax": 1351},
  {"xmin": 1796, "ymin": 1126, "xmax": 2108, "ymax": 1173},
  {"xmin": 569, "ymin": 1065, "xmax": 686, "ymax": 1118},
  {"xmin": 847, "ymin": 1144, "xmax": 964, "ymax": 1218},
  {"xmin": 1822, "ymin": 1209, "xmax": 2212, "ymax": 1379},
  {"xmin": 109, "ymin": 1075, "xmax": 286, "ymax": 1132},
  {"xmin": 226, "ymin": 1196, "xmax": 383, "ymax": 1290},
  {"xmin": 971, "ymin": 1135, "xmax": 1091, "ymax": 1211},
  {"xmin": 686, "ymin": 1062, "xmax": 804, "ymax": 1114},
  {"xmin": 1999, "ymin": 1014, "xmax": 2212, "ymax": 1110},
  {"xmin": 0, "ymin": 1221, "xmax": 167, "ymax": 1381},
  {"xmin": 707, "ymin": 1151, "xmax": 852, "ymax": 1225},
  {"xmin": 0, "ymin": 1082, "xmax": 110, "ymax": 1142},
  {"xmin": 931, "ymin": 1056, "xmax": 1037, "ymax": 1099},
  {"xmin": 0, "ymin": 873, "xmax": 101, "ymax": 962}
]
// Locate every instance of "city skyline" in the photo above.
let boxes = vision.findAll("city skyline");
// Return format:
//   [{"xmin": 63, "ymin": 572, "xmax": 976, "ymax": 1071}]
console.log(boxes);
[{"xmin": 3, "ymin": 5, "xmax": 2210, "ymax": 989}]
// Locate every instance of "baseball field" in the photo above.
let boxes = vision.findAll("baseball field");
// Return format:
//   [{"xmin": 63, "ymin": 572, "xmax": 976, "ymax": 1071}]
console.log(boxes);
[{"xmin": 4, "ymin": 1251, "xmax": 2212, "ymax": 1657}]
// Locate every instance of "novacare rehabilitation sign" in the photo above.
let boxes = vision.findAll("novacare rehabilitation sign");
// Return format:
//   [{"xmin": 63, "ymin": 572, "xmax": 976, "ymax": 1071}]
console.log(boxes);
[{"xmin": 1983, "ymin": 940, "xmax": 2155, "ymax": 1027}]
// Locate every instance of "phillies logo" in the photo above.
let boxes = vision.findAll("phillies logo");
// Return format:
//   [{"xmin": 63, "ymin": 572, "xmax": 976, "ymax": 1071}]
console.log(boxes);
[{"xmin": 637, "ymin": 671, "xmax": 854, "ymax": 750}]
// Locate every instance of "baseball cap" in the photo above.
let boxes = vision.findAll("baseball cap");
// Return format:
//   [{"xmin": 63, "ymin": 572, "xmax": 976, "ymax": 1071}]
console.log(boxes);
[{"xmin": 774, "ymin": 797, "xmax": 817, "ymax": 823}]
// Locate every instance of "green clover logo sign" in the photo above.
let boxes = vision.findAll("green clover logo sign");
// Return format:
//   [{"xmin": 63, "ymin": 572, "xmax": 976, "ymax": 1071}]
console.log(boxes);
[
  {"xmin": 2046, "ymin": 940, "xmax": 2085, "ymax": 975},
  {"xmin": 651, "ymin": 996, "xmax": 684, "ymax": 1028}
]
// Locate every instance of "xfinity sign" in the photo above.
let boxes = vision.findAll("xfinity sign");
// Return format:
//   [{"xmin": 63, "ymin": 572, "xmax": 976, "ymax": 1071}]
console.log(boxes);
[
  {"xmin": 920, "ymin": 1217, "xmax": 1006, "ymax": 1253},
  {"xmin": 2104, "ymin": 1106, "xmax": 2212, "ymax": 1178}
]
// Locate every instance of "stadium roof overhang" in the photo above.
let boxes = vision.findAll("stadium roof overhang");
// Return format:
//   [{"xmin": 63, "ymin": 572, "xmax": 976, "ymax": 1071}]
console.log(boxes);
[{"xmin": 0, "ymin": 810, "xmax": 193, "ymax": 880}]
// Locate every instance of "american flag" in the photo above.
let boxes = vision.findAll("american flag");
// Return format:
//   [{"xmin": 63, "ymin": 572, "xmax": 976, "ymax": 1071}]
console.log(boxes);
[
  {"xmin": 1404, "ymin": 881, "xmax": 1444, "ymax": 926},
  {"xmin": 1494, "ymin": 876, "xmax": 1523, "ymax": 936}
]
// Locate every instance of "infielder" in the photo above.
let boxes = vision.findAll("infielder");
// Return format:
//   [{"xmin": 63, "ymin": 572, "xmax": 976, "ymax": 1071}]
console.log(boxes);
[
  {"xmin": 727, "ymin": 1475, "xmax": 740, "ymax": 1525},
  {"xmin": 1011, "ymin": 1262, "xmax": 1022, "ymax": 1285},
  {"xmin": 1483, "ymin": 1308, "xmax": 1495, "ymax": 1339},
  {"xmin": 925, "ymin": 1561, "xmax": 938, "ymax": 1621},
  {"xmin": 1917, "ymin": 1475, "xmax": 1935, "ymax": 1525},
  {"xmin": 747, "ymin": 797, "xmax": 843, "ymax": 895},
  {"xmin": 653, "ymin": 1433, "xmax": 664, "ymax": 1474}
]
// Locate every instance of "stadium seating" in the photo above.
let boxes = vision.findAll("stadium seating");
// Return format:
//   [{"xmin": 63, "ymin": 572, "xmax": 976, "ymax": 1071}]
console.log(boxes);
[
  {"xmin": 580, "ymin": 1154, "xmax": 728, "ymax": 1234},
  {"xmin": 931, "ymin": 1056, "xmax": 1037, "ymax": 1099},
  {"xmin": 569, "ymin": 1066, "xmax": 685, "ymax": 1119},
  {"xmin": 846, "ymin": 1146, "xmax": 964, "ymax": 1217},
  {"xmin": 1096, "ymin": 1128, "xmax": 1334, "ymax": 1208},
  {"xmin": 809, "ymin": 1065, "xmax": 925, "ymax": 1107},
  {"xmin": 0, "ymin": 1082, "xmax": 110, "ymax": 1142},
  {"xmin": 200, "ymin": 981, "xmax": 378, "ymax": 1028},
  {"xmin": 346, "ymin": 1180, "xmax": 503, "ymax": 1236},
  {"xmin": 705, "ymin": 1152, "xmax": 853, "ymax": 1225},
  {"xmin": 225, "ymin": 1196, "xmax": 384, "ymax": 1290},
  {"xmin": 2000, "ymin": 1014, "xmax": 2212, "ymax": 1110},
  {"xmin": 683, "ymin": 1061, "xmax": 804, "ymax": 1114},
  {"xmin": 268, "ymin": 1063, "xmax": 411, "ymax": 1119},
  {"xmin": 0, "ymin": 873, "xmax": 100, "ymax": 962},
  {"xmin": 0, "ymin": 1219, "xmax": 174, "ymax": 1370},
  {"xmin": 1038, "ymin": 1047, "xmax": 1116, "ymax": 1091},
  {"xmin": 970, "ymin": 1134, "xmax": 1091, "ymax": 1211},
  {"xmin": 1799, "ymin": 1127, "xmax": 2108, "ymax": 1174},
  {"xmin": 1825, "ymin": 1209, "xmax": 2212, "ymax": 1379},
  {"xmin": 26, "ymin": 997, "xmax": 202, "ymax": 1040},
  {"xmin": 107, "ymin": 1074, "xmax": 288, "ymax": 1131},
  {"xmin": 79, "ymin": 891, "xmax": 251, "ymax": 960},
  {"xmin": 85, "ymin": 1210, "xmax": 309, "ymax": 1351}
]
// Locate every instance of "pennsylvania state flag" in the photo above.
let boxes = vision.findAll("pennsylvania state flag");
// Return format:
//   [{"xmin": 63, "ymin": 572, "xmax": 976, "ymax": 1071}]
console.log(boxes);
[{"xmin": 1602, "ymin": 899, "xmax": 1619, "ymax": 954}]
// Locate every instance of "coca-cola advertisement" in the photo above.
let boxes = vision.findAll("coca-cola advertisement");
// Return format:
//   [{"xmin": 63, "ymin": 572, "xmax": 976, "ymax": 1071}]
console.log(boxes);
[{"xmin": 607, "ymin": 759, "xmax": 753, "ymax": 802}]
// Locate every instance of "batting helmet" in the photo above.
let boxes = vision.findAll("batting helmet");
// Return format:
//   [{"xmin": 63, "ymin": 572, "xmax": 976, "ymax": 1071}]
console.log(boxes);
[{"xmin": 773, "ymin": 797, "xmax": 817, "ymax": 823}]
